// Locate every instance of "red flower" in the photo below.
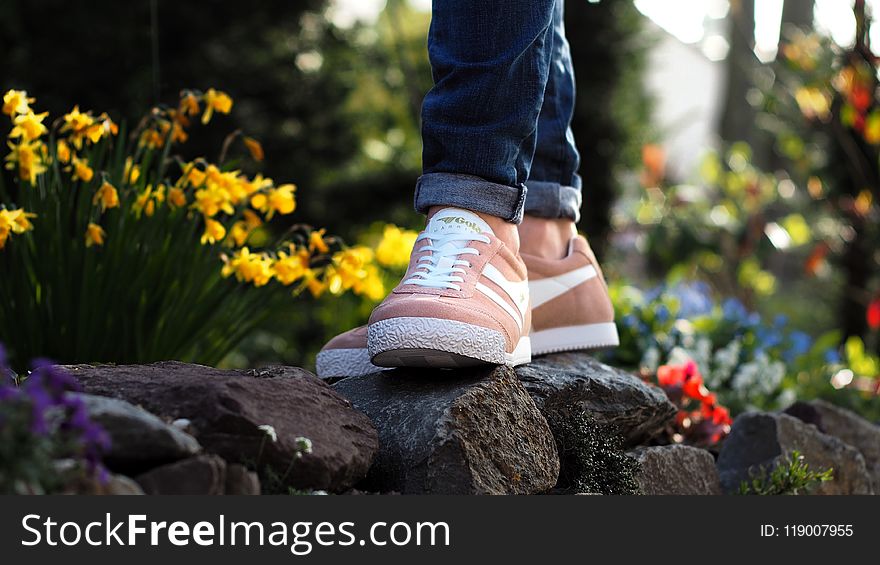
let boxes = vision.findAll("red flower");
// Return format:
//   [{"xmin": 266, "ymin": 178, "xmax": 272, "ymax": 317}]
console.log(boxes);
[
  {"xmin": 711, "ymin": 405, "xmax": 731, "ymax": 426},
  {"xmin": 868, "ymin": 298, "xmax": 880, "ymax": 330},
  {"xmin": 657, "ymin": 364, "xmax": 686, "ymax": 386}
]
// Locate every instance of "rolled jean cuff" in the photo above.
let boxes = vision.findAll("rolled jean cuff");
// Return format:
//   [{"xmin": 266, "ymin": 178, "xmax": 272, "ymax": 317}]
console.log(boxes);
[
  {"xmin": 414, "ymin": 172, "xmax": 527, "ymax": 224},
  {"xmin": 523, "ymin": 178, "xmax": 582, "ymax": 222}
]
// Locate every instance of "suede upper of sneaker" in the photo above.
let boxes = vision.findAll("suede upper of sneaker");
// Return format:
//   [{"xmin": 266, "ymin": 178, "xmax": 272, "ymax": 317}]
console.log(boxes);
[
  {"xmin": 368, "ymin": 209, "xmax": 529, "ymax": 351},
  {"xmin": 520, "ymin": 235, "xmax": 613, "ymax": 332},
  {"xmin": 320, "ymin": 325, "xmax": 368, "ymax": 351}
]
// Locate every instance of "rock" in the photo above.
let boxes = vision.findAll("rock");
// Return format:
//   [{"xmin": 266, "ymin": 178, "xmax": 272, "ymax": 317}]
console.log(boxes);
[
  {"xmin": 136, "ymin": 455, "xmax": 227, "ymax": 495},
  {"xmin": 74, "ymin": 393, "xmax": 201, "ymax": 473},
  {"xmin": 66, "ymin": 362, "xmax": 378, "ymax": 493},
  {"xmin": 58, "ymin": 463, "xmax": 145, "ymax": 495},
  {"xmin": 628, "ymin": 445, "xmax": 721, "ymax": 495},
  {"xmin": 333, "ymin": 366, "xmax": 559, "ymax": 494},
  {"xmin": 716, "ymin": 412, "xmax": 874, "ymax": 495},
  {"xmin": 99, "ymin": 474, "xmax": 146, "ymax": 495},
  {"xmin": 225, "ymin": 463, "xmax": 261, "ymax": 495},
  {"xmin": 515, "ymin": 353, "xmax": 676, "ymax": 446},
  {"xmin": 786, "ymin": 400, "xmax": 880, "ymax": 494}
]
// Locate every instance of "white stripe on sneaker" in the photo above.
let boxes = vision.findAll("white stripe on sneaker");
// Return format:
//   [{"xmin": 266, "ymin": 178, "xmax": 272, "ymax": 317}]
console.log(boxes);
[
  {"xmin": 482, "ymin": 264, "xmax": 530, "ymax": 320},
  {"xmin": 476, "ymin": 282, "xmax": 524, "ymax": 329},
  {"xmin": 529, "ymin": 265, "xmax": 598, "ymax": 309}
]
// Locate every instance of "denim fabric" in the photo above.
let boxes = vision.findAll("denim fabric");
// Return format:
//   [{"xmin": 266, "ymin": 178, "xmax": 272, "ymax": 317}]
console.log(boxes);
[{"xmin": 416, "ymin": 0, "xmax": 582, "ymax": 223}]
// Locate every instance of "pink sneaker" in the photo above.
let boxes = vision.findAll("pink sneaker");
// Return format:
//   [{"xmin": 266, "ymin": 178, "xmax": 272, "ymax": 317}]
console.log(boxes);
[
  {"xmin": 367, "ymin": 208, "xmax": 531, "ymax": 368},
  {"xmin": 315, "ymin": 326, "xmax": 379, "ymax": 378},
  {"xmin": 521, "ymin": 235, "xmax": 619, "ymax": 355}
]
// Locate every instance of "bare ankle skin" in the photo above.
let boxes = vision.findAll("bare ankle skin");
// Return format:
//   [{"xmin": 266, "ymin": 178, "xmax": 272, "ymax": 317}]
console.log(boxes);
[
  {"xmin": 518, "ymin": 214, "xmax": 576, "ymax": 259},
  {"xmin": 426, "ymin": 206, "xmax": 521, "ymax": 254}
]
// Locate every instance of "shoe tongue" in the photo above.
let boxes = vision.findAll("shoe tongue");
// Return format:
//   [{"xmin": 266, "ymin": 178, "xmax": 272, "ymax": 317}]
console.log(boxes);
[{"xmin": 425, "ymin": 208, "xmax": 493, "ymax": 240}]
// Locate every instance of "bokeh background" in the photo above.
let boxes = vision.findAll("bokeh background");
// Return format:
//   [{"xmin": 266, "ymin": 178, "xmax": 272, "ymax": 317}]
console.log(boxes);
[{"xmin": 3, "ymin": 0, "xmax": 879, "ymax": 423}]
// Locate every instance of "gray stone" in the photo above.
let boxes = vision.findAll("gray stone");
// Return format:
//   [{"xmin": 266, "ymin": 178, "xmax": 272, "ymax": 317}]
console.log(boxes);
[
  {"xmin": 717, "ymin": 412, "xmax": 874, "ymax": 495},
  {"xmin": 136, "ymin": 455, "xmax": 227, "ymax": 495},
  {"xmin": 66, "ymin": 362, "xmax": 378, "ymax": 493},
  {"xmin": 786, "ymin": 400, "xmax": 880, "ymax": 494},
  {"xmin": 100, "ymin": 474, "xmax": 146, "ymax": 495},
  {"xmin": 225, "ymin": 463, "xmax": 261, "ymax": 495},
  {"xmin": 74, "ymin": 393, "xmax": 201, "ymax": 473},
  {"xmin": 515, "ymin": 353, "xmax": 676, "ymax": 446},
  {"xmin": 333, "ymin": 366, "xmax": 559, "ymax": 494},
  {"xmin": 56, "ymin": 461, "xmax": 145, "ymax": 495},
  {"xmin": 628, "ymin": 445, "xmax": 721, "ymax": 495}
]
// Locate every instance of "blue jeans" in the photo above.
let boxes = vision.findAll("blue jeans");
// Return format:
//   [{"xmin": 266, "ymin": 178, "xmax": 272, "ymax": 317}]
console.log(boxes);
[{"xmin": 414, "ymin": 0, "xmax": 582, "ymax": 223}]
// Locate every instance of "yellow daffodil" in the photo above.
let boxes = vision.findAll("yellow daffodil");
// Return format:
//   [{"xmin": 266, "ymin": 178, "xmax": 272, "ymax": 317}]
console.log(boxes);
[
  {"xmin": 84, "ymin": 113, "xmax": 118, "ymax": 144},
  {"xmin": 124, "ymin": 157, "xmax": 141, "ymax": 184},
  {"xmin": 70, "ymin": 155, "xmax": 94, "ymax": 182},
  {"xmin": 168, "ymin": 187, "xmax": 187, "ymax": 209},
  {"xmin": 375, "ymin": 224, "xmax": 418, "ymax": 268},
  {"xmin": 242, "ymin": 209, "xmax": 262, "ymax": 229},
  {"xmin": 320, "ymin": 246, "xmax": 373, "ymax": 295},
  {"xmin": 0, "ymin": 208, "xmax": 36, "ymax": 249},
  {"xmin": 132, "ymin": 185, "xmax": 161, "ymax": 218},
  {"xmin": 309, "ymin": 228, "xmax": 330, "ymax": 254},
  {"xmin": 243, "ymin": 136, "xmax": 264, "ymax": 161},
  {"xmin": 228, "ymin": 221, "xmax": 249, "ymax": 247},
  {"xmin": 182, "ymin": 162, "xmax": 207, "ymax": 188},
  {"xmin": 56, "ymin": 139, "xmax": 71, "ymax": 163},
  {"xmin": 85, "ymin": 222, "xmax": 106, "ymax": 247},
  {"xmin": 201, "ymin": 88, "xmax": 233, "ymax": 124},
  {"xmin": 194, "ymin": 183, "xmax": 235, "ymax": 217},
  {"xmin": 273, "ymin": 247, "xmax": 309, "ymax": 285},
  {"xmin": 2, "ymin": 90, "xmax": 34, "ymax": 117},
  {"xmin": 221, "ymin": 247, "xmax": 273, "ymax": 287},
  {"xmin": 179, "ymin": 91, "xmax": 200, "ymax": 117},
  {"xmin": 60, "ymin": 106, "xmax": 96, "ymax": 149},
  {"xmin": 92, "ymin": 181, "xmax": 120, "ymax": 212},
  {"xmin": 227, "ymin": 209, "xmax": 263, "ymax": 247},
  {"xmin": 201, "ymin": 217, "xmax": 227, "ymax": 245},
  {"xmin": 355, "ymin": 265, "xmax": 385, "ymax": 300},
  {"xmin": 5, "ymin": 139, "xmax": 47, "ymax": 185},
  {"xmin": 303, "ymin": 268, "xmax": 326, "ymax": 297},
  {"xmin": 9, "ymin": 110, "xmax": 49, "ymax": 142},
  {"xmin": 139, "ymin": 125, "xmax": 166, "ymax": 149}
]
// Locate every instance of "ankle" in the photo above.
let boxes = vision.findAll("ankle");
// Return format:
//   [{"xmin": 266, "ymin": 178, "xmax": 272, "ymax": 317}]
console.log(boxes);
[
  {"xmin": 518, "ymin": 215, "xmax": 576, "ymax": 259},
  {"xmin": 426, "ymin": 206, "xmax": 521, "ymax": 254}
]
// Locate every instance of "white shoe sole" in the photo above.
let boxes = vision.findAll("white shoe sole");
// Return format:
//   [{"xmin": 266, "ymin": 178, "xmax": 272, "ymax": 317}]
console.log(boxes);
[
  {"xmin": 316, "ymin": 348, "xmax": 381, "ymax": 379},
  {"xmin": 368, "ymin": 317, "xmax": 531, "ymax": 368},
  {"xmin": 530, "ymin": 322, "xmax": 620, "ymax": 356}
]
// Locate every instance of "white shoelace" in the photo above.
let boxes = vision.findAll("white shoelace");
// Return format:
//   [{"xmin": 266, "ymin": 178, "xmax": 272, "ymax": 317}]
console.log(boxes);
[{"xmin": 402, "ymin": 232, "xmax": 491, "ymax": 291}]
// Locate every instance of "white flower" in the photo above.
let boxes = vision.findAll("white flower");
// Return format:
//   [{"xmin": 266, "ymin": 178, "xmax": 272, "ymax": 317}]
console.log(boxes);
[
  {"xmin": 258, "ymin": 424, "xmax": 277, "ymax": 442},
  {"xmin": 294, "ymin": 436, "xmax": 313, "ymax": 455}
]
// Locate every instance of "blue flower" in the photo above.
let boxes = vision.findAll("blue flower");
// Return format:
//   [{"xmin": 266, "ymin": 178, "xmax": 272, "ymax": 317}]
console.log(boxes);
[
  {"xmin": 722, "ymin": 298, "xmax": 749, "ymax": 321},
  {"xmin": 672, "ymin": 281, "xmax": 714, "ymax": 318},
  {"xmin": 786, "ymin": 331, "xmax": 812, "ymax": 361},
  {"xmin": 773, "ymin": 314, "xmax": 789, "ymax": 329},
  {"xmin": 655, "ymin": 304, "xmax": 671, "ymax": 323},
  {"xmin": 824, "ymin": 348, "xmax": 842, "ymax": 364}
]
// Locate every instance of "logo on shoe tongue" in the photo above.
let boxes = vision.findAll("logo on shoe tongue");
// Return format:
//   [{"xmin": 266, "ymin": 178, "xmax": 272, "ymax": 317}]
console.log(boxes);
[{"xmin": 435, "ymin": 216, "xmax": 483, "ymax": 234}]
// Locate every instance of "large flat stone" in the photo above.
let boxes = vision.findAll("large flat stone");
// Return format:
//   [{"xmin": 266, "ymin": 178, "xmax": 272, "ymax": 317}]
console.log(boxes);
[
  {"xmin": 628, "ymin": 445, "xmax": 721, "ymax": 495},
  {"xmin": 333, "ymin": 366, "xmax": 559, "ymax": 494},
  {"xmin": 716, "ymin": 412, "xmax": 873, "ymax": 495},
  {"xmin": 66, "ymin": 362, "xmax": 378, "ymax": 493},
  {"xmin": 515, "ymin": 353, "xmax": 676, "ymax": 446}
]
